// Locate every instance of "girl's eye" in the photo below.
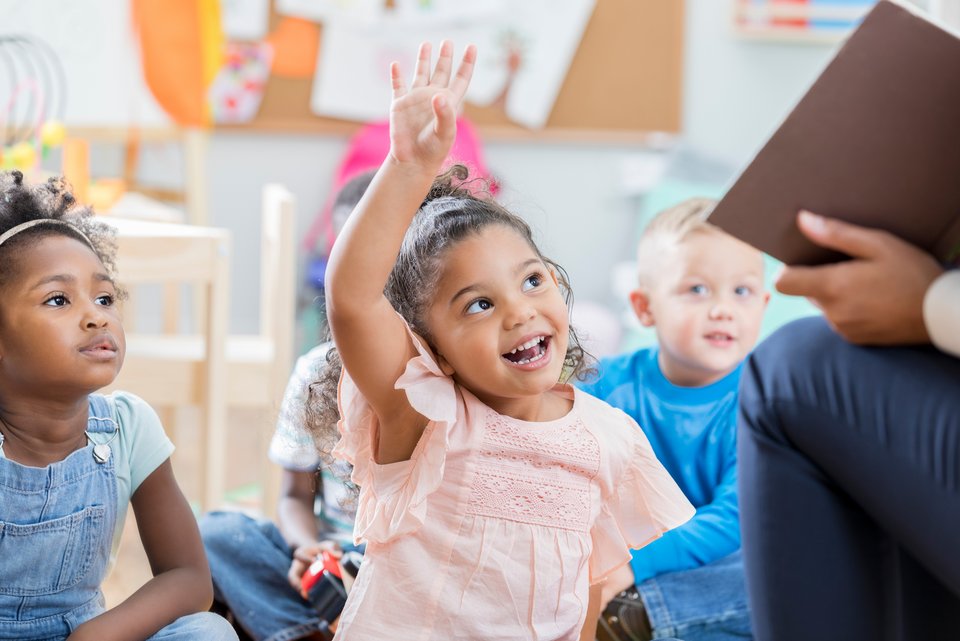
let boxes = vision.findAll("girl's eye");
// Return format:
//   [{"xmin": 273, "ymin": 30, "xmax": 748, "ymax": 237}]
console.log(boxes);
[
  {"xmin": 734, "ymin": 285, "xmax": 753, "ymax": 297},
  {"xmin": 465, "ymin": 299, "xmax": 492, "ymax": 315},
  {"xmin": 522, "ymin": 273, "xmax": 543, "ymax": 291},
  {"xmin": 689, "ymin": 284, "xmax": 708, "ymax": 295},
  {"xmin": 95, "ymin": 294, "xmax": 115, "ymax": 307},
  {"xmin": 43, "ymin": 294, "xmax": 69, "ymax": 307}
]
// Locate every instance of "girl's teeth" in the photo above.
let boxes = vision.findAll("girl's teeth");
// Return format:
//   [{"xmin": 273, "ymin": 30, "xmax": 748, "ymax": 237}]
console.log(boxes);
[
  {"xmin": 510, "ymin": 337, "xmax": 542, "ymax": 354},
  {"xmin": 516, "ymin": 350, "xmax": 546, "ymax": 365}
]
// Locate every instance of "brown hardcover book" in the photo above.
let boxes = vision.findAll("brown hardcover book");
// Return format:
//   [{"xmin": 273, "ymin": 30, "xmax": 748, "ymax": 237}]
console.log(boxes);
[{"xmin": 708, "ymin": 0, "xmax": 960, "ymax": 266}]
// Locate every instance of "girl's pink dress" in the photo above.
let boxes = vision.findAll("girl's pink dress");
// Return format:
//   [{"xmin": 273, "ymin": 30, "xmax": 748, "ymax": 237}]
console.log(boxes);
[{"xmin": 332, "ymin": 334, "xmax": 694, "ymax": 641}]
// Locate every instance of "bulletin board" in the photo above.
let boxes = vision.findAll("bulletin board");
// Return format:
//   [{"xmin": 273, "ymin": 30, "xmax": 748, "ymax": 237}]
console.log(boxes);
[{"xmin": 242, "ymin": 0, "xmax": 685, "ymax": 140}]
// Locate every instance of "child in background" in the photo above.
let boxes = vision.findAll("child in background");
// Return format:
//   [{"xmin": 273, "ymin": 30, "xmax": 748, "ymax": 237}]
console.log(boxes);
[
  {"xmin": 199, "ymin": 171, "xmax": 375, "ymax": 641},
  {"xmin": 0, "ymin": 171, "xmax": 236, "ymax": 641},
  {"xmin": 314, "ymin": 41, "xmax": 694, "ymax": 640},
  {"xmin": 579, "ymin": 198, "xmax": 769, "ymax": 641}
]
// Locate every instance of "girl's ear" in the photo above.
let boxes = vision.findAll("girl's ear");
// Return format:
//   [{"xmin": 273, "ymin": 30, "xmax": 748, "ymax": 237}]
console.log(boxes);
[
  {"xmin": 435, "ymin": 351, "xmax": 456, "ymax": 376},
  {"xmin": 549, "ymin": 269, "xmax": 560, "ymax": 287},
  {"xmin": 628, "ymin": 288, "xmax": 656, "ymax": 327}
]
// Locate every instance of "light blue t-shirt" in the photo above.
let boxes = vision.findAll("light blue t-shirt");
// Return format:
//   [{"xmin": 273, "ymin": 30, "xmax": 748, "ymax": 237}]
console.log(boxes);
[
  {"xmin": 91, "ymin": 392, "xmax": 174, "ymax": 564},
  {"xmin": 0, "ymin": 392, "xmax": 175, "ymax": 566},
  {"xmin": 578, "ymin": 347, "xmax": 741, "ymax": 582}
]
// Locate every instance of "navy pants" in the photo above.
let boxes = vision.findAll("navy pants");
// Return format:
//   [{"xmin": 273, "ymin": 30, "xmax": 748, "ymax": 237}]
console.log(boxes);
[{"xmin": 738, "ymin": 317, "xmax": 960, "ymax": 641}]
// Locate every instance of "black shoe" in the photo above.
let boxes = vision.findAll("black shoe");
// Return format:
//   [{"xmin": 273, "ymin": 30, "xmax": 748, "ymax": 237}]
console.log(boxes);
[{"xmin": 597, "ymin": 586, "xmax": 653, "ymax": 641}]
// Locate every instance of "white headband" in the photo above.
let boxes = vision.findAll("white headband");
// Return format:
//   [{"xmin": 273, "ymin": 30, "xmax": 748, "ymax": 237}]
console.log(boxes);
[{"xmin": 0, "ymin": 219, "xmax": 94, "ymax": 250}]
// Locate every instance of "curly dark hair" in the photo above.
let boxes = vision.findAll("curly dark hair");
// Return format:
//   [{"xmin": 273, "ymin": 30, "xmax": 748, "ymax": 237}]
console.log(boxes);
[
  {"xmin": 0, "ymin": 170, "xmax": 120, "ymax": 291},
  {"xmin": 306, "ymin": 165, "xmax": 594, "ymax": 466}
]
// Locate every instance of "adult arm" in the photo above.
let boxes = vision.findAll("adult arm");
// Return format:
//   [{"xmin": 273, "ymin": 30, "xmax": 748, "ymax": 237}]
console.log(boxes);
[
  {"xmin": 923, "ymin": 270, "xmax": 960, "ymax": 357},
  {"xmin": 776, "ymin": 211, "xmax": 951, "ymax": 350},
  {"xmin": 68, "ymin": 461, "xmax": 212, "ymax": 641}
]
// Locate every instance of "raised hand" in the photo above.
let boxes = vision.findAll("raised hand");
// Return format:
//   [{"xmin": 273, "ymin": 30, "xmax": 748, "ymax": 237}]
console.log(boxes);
[
  {"xmin": 388, "ymin": 40, "xmax": 476, "ymax": 169},
  {"xmin": 776, "ymin": 211, "xmax": 944, "ymax": 345}
]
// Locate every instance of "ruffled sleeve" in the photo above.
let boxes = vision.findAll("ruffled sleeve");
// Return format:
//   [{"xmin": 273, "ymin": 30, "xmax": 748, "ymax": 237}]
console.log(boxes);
[
  {"xmin": 588, "ymin": 406, "xmax": 695, "ymax": 583},
  {"xmin": 331, "ymin": 326, "xmax": 459, "ymax": 545}
]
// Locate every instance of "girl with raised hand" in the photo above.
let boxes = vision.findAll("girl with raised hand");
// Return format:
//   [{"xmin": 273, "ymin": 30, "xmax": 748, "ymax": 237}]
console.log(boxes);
[
  {"xmin": 0, "ymin": 171, "xmax": 236, "ymax": 641},
  {"xmin": 318, "ymin": 41, "xmax": 694, "ymax": 640}
]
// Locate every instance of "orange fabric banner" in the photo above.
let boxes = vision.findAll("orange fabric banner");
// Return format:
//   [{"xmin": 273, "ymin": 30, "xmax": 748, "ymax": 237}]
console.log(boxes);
[{"xmin": 132, "ymin": 0, "xmax": 224, "ymax": 126}]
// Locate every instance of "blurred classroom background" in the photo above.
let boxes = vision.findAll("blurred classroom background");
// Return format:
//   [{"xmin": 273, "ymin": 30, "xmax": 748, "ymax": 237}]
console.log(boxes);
[{"xmin": 3, "ymin": 0, "xmax": 956, "ymax": 523}]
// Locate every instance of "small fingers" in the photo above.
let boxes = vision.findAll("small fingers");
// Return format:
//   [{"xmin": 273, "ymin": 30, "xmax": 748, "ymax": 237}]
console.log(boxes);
[
  {"xmin": 292, "ymin": 548, "xmax": 316, "ymax": 563},
  {"xmin": 411, "ymin": 41, "xmax": 432, "ymax": 89},
  {"xmin": 448, "ymin": 44, "xmax": 477, "ymax": 103},
  {"xmin": 430, "ymin": 40, "xmax": 454, "ymax": 87},
  {"xmin": 390, "ymin": 61, "xmax": 406, "ymax": 98}
]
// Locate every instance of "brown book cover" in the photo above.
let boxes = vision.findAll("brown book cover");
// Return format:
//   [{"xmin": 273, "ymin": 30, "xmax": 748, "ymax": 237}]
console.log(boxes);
[{"xmin": 708, "ymin": 0, "xmax": 960, "ymax": 266}]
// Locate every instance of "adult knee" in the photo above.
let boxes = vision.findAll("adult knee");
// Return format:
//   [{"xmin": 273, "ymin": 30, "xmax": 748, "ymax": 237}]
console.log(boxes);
[{"xmin": 739, "ymin": 316, "xmax": 844, "ymax": 440}]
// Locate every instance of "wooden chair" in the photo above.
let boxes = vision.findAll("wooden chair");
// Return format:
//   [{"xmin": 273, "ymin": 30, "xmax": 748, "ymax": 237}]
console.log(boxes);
[
  {"xmin": 104, "ymin": 217, "xmax": 231, "ymax": 511},
  {"xmin": 222, "ymin": 184, "xmax": 297, "ymax": 518},
  {"xmin": 105, "ymin": 184, "xmax": 297, "ymax": 515}
]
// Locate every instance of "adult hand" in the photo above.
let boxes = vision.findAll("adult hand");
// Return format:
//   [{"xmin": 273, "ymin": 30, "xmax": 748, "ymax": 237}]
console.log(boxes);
[
  {"xmin": 288, "ymin": 540, "xmax": 341, "ymax": 597},
  {"xmin": 776, "ymin": 211, "xmax": 944, "ymax": 345},
  {"xmin": 388, "ymin": 40, "xmax": 476, "ymax": 169}
]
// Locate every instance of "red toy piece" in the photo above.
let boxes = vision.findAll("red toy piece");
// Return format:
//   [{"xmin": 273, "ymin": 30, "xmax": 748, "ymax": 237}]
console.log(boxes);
[{"xmin": 301, "ymin": 549, "xmax": 341, "ymax": 594}]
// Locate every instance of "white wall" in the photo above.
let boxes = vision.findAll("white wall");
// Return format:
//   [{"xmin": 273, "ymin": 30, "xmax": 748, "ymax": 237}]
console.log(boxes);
[{"xmin": 682, "ymin": 0, "xmax": 837, "ymax": 167}]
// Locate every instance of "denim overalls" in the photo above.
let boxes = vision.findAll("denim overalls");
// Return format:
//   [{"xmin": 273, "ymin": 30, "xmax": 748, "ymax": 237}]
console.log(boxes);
[
  {"xmin": 0, "ymin": 395, "xmax": 238, "ymax": 641},
  {"xmin": 0, "ymin": 395, "xmax": 117, "ymax": 640}
]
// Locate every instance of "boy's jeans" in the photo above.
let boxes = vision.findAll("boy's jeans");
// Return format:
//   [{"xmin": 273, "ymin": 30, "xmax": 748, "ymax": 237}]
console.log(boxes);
[{"xmin": 603, "ymin": 551, "xmax": 752, "ymax": 641}]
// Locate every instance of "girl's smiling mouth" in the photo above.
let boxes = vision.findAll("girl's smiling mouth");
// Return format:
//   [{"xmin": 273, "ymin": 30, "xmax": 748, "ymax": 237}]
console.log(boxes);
[{"xmin": 502, "ymin": 335, "xmax": 551, "ymax": 367}]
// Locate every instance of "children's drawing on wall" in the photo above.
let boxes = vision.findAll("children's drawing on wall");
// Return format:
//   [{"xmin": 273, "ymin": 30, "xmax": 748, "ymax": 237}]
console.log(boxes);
[
  {"xmin": 466, "ymin": 0, "xmax": 595, "ymax": 128},
  {"xmin": 208, "ymin": 42, "xmax": 273, "ymax": 124},
  {"xmin": 276, "ymin": 0, "xmax": 386, "ymax": 25},
  {"xmin": 484, "ymin": 30, "xmax": 525, "ymax": 114},
  {"xmin": 220, "ymin": 0, "xmax": 271, "ymax": 41},
  {"xmin": 278, "ymin": 0, "xmax": 500, "ymax": 27},
  {"xmin": 308, "ymin": 0, "xmax": 594, "ymax": 129},
  {"xmin": 310, "ymin": 24, "xmax": 479, "ymax": 122}
]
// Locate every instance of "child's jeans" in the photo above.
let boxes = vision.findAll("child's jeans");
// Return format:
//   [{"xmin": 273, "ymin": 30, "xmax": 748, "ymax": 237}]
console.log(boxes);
[
  {"xmin": 602, "ymin": 551, "xmax": 751, "ymax": 641},
  {"xmin": 200, "ymin": 511, "xmax": 355, "ymax": 641},
  {"xmin": 148, "ymin": 612, "xmax": 239, "ymax": 640}
]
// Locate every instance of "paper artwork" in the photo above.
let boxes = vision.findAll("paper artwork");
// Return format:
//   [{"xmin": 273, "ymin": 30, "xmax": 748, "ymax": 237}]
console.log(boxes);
[
  {"xmin": 221, "ymin": 0, "xmax": 271, "ymax": 40},
  {"xmin": 209, "ymin": 42, "xmax": 273, "ymax": 124},
  {"xmin": 309, "ymin": 0, "xmax": 595, "ymax": 129},
  {"xmin": 310, "ymin": 24, "xmax": 480, "ymax": 122},
  {"xmin": 467, "ymin": 0, "xmax": 595, "ymax": 129}
]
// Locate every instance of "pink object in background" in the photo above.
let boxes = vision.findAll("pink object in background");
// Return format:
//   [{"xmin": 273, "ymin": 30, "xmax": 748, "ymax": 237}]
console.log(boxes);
[{"xmin": 304, "ymin": 117, "xmax": 496, "ymax": 254}]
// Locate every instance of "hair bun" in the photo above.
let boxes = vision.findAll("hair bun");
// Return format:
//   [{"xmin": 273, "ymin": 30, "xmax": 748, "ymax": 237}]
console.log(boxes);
[{"xmin": 422, "ymin": 164, "xmax": 471, "ymax": 207}]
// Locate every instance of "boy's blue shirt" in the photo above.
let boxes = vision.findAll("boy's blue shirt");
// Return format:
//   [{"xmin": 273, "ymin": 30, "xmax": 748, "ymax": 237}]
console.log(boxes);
[{"xmin": 578, "ymin": 347, "xmax": 741, "ymax": 583}]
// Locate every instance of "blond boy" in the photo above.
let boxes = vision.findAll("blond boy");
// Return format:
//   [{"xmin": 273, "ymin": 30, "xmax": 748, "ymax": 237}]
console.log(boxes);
[{"xmin": 580, "ymin": 198, "xmax": 769, "ymax": 641}]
